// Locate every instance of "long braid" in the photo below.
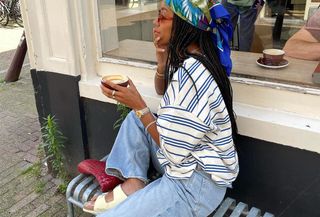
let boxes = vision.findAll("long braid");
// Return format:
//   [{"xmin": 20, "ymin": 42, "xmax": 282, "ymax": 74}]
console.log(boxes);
[{"xmin": 164, "ymin": 15, "xmax": 238, "ymax": 144}]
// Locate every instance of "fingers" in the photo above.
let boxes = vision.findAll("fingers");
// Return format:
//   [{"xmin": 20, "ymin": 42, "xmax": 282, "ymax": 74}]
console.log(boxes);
[
  {"xmin": 127, "ymin": 79, "xmax": 137, "ymax": 90},
  {"xmin": 101, "ymin": 77, "xmax": 131, "ymax": 101},
  {"xmin": 153, "ymin": 36, "xmax": 164, "ymax": 51},
  {"xmin": 101, "ymin": 79, "xmax": 122, "ymax": 91},
  {"xmin": 100, "ymin": 79, "xmax": 145, "ymax": 110},
  {"xmin": 100, "ymin": 85, "xmax": 116, "ymax": 99},
  {"xmin": 153, "ymin": 36, "xmax": 160, "ymax": 47},
  {"xmin": 156, "ymin": 47, "xmax": 166, "ymax": 53}
]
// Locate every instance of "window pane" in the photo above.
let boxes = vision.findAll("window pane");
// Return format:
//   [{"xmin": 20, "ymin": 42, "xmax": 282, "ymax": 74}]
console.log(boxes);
[
  {"xmin": 98, "ymin": 0, "xmax": 160, "ymax": 64},
  {"xmin": 258, "ymin": 0, "xmax": 306, "ymax": 49},
  {"xmin": 98, "ymin": 1, "xmax": 317, "ymax": 58},
  {"xmin": 222, "ymin": 0, "xmax": 318, "ymax": 53}
]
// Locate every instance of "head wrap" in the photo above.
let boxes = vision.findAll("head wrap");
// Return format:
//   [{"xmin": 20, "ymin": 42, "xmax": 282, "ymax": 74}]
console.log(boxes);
[{"xmin": 165, "ymin": 0, "xmax": 233, "ymax": 76}]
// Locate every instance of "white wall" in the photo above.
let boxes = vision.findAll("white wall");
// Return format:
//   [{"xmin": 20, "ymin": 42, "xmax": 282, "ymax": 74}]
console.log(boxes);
[{"xmin": 20, "ymin": 0, "xmax": 80, "ymax": 76}]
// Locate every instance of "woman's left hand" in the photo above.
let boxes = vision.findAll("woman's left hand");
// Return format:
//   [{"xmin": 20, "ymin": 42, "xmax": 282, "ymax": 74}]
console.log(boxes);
[{"xmin": 100, "ymin": 79, "xmax": 147, "ymax": 110}]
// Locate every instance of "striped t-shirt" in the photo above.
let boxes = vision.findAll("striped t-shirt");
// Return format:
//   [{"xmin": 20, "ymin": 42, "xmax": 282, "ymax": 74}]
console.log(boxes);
[{"xmin": 156, "ymin": 57, "xmax": 239, "ymax": 187}]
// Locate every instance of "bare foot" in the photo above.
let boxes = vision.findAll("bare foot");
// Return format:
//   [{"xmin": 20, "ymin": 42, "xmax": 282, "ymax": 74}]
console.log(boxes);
[
  {"xmin": 83, "ymin": 178, "xmax": 145, "ymax": 211},
  {"xmin": 121, "ymin": 178, "xmax": 146, "ymax": 195},
  {"xmin": 89, "ymin": 195, "xmax": 99, "ymax": 202}
]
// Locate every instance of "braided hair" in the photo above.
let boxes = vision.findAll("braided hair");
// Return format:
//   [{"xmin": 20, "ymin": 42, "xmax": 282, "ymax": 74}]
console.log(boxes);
[{"xmin": 163, "ymin": 14, "xmax": 238, "ymax": 143}]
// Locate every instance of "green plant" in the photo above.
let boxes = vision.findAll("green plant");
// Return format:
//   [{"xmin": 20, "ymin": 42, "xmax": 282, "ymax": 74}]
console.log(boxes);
[
  {"xmin": 113, "ymin": 103, "xmax": 131, "ymax": 129},
  {"xmin": 21, "ymin": 161, "xmax": 46, "ymax": 193},
  {"xmin": 41, "ymin": 115, "xmax": 66, "ymax": 176},
  {"xmin": 35, "ymin": 180, "xmax": 47, "ymax": 193},
  {"xmin": 21, "ymin": 115, "xmax": 70, "ymax": 194},
  {"xmin": 57, "ymin": 182, "xmax": 68, "ymax": 193},
  {"xmin": 21, "ymin": 161, "xmax": 41, "ymax": 177},
  {"xmin": 40, "ymin": 114, "xmax": 69, "ymax": 193}
]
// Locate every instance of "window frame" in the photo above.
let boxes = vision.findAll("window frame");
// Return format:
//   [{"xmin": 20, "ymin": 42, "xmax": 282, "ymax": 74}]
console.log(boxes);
[{"xmin": 92, "ymin": 0, "xmax": 158, "ymax": 75}]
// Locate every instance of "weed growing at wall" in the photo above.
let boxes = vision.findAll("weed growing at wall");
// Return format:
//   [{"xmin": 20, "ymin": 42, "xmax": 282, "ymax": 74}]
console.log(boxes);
[
  {"xmin": 113, "ymin": 103, "xmax": 131, "ymax": 129},
  {"xmin": 21, "ymin": 161, "xmax": 46, "ymax": 193},
  {"xmin": 22, "ymin": 115, "xmax": 69, "ymax": 194},
  {"xmin": 41, "ymin": 114, "xmax": 69, "ymax": 193}
]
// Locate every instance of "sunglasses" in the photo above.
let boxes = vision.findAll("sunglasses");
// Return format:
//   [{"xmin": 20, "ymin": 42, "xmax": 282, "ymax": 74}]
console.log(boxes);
[{"xmin": 157, "ymin": 9, "xmax": 173, "ymax": 22}]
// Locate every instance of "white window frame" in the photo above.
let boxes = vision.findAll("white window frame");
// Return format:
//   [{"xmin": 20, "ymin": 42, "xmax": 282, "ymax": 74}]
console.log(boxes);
[{"xmin": 79, "ymin": 0, "xmax": 160, "ymax": 110}]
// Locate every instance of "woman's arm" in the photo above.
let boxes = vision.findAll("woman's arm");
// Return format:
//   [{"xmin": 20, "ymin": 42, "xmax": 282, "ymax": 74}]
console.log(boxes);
[
  {"xmin": 140, "ymin": 112, "xmax": 160, "ymax": 145},
  {"xmin": 283, "ymin": 27, "xmax": 320, "ymax": 61},
  {"xmin": 153, "ymin": 34, "xmax": 168, "ymax": 95},
  {"xmin": 154, "ymin": 64, "xmax": 166, "ymax": 95},
  {"xmin": 100, "ymin": 79, "xmax": 161, "ymax": 146}
]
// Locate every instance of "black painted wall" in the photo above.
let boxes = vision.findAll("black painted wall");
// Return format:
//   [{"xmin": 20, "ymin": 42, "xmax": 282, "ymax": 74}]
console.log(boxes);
[
  {"xmin": 31, "ymin": 70, "xmax": 87, "ymax": 176},
  {"xmin": 31, "ymin": 70, "xmax": 320, "ymax": 216},
  {"xmin": 81, "ymin": 98, "xmax": 121, "ymax": 159},
  {"xmin": 31, "ymin": 70, "xmax": 123, "ymax": 176},
  {"xmin": 228, "ymin": 136, "xmax": 320, "ymax": 217}
]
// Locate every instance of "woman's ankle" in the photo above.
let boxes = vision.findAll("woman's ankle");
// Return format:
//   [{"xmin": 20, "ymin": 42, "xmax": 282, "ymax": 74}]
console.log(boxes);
[{"xmin": 121, "ymin": 178, "xmax": 146, "ymax": 196}]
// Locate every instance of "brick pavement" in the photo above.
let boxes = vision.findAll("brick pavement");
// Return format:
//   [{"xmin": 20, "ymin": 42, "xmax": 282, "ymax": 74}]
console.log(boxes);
[{"xmin": 0, "ymin": 52, "xmax": 91, "ymax": 216}]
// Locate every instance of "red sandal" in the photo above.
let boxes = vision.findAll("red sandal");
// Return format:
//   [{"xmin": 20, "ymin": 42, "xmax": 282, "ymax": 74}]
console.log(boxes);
[{"xmin": 77, "ymin": 159, "xmax": 123, "ymax": 192}]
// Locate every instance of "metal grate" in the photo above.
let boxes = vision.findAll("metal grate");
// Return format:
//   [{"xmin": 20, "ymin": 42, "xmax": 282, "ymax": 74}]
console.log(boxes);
[
  {"xmin": 211, "ymin": 197, "xmax": 275, "ymax": 217},
  {"xmin": 66, "ymin": 155, "xmax": 108, "ymax": 217}
]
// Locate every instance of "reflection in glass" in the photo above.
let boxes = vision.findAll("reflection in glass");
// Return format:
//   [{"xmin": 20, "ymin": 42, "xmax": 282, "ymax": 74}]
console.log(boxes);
[
  {"xmin": 97, "ymin": 0, "xmax": 314, "ymax": 62},
  {"xmin": 98, "ymin": 0, "xmax": 160, "ymax": 63},
  {"xmin": 226, "ymin": 0, "xmax": 309, "ymax": 52},
  {"xmin": 222, "ymin": 0, "xmax": 264, "ymax": 52}
]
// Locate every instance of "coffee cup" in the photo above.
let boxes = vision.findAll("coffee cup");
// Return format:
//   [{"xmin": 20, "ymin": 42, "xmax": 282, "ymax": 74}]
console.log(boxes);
[
  {"xmin": 101, "ymin": 75, "xmax": 129, "ymax": 90},
  {"xmin": 262, "ymin": 49, "xmax": 285, "ymax": 65}
]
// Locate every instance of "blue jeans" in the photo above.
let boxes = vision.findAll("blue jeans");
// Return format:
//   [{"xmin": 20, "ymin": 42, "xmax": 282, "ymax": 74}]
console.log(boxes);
[
  {"xmin": 222, "ymin": 1, "xmax": 258, "ymax": 51},
  {"xmin": 98, "ymin": 111, "xmax": 226, "ymax": 217}
]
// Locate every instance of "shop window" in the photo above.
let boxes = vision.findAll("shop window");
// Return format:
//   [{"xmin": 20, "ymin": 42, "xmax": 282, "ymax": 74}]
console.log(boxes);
[
  {"xmin": 97, "ymin": 0, "xmax": 159, "ymax": 64},
  {"xmin": 254, "ymin": 0, "xmax": 307, "ymax": 50},
  {"xmin": 97, "ymin": 0, "xmax": 317, "ymax": 56},
  {"xmin": 219, "ymin": 0, "xmax": 317, "ymax": 53}
]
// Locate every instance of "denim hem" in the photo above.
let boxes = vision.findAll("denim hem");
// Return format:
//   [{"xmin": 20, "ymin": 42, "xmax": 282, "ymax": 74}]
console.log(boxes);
[{"xmin": 106, "ymin": 166, "xmax": 149, "ymax": 184}]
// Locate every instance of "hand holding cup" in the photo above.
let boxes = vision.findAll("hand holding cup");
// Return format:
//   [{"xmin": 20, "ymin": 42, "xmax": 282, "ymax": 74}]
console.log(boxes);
[
  {"xmin": 100, "ymin": 75, "xmax": 147, "ymax": 110},
  {"xmin": 101, "ymin": 75, "xmax": 129, "ymax": 90}
]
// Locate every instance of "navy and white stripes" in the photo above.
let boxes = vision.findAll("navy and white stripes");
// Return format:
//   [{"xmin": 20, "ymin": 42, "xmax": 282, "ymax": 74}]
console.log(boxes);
[{"xmin": 156, "ymin": 57, "xmax": 239, "ymax": 187}]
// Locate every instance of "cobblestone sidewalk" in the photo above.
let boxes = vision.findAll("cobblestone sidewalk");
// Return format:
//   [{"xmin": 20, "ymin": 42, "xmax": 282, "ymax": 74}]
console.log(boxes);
[{"xmin": 0, "ymin": 52, "xmax": 91, "ymax": 217}]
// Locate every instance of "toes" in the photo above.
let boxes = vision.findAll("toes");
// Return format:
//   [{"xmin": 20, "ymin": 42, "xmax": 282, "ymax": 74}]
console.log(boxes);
[
  {"xmin": 104, "ymin": 191, "xmax": 114, "ymax": 202},
  {"xmin": 84, "ymin": 201, "xmax": 95, "ymax": 210},
  {"xmin": 90, "ymin": 195, "xmax": 98, "ymax": 202},
  {"xmin": 84, "ymin": 192, "xmax": 112, "ymax": 211}
]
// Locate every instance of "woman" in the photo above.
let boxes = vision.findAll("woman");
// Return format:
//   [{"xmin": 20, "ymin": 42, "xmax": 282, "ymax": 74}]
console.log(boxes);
[{"xmin": 83, "ymin": 0, "xmax": 239, "ymax": 216}]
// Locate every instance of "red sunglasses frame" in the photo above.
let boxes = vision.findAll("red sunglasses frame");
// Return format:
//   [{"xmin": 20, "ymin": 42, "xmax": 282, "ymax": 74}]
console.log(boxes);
[{"xmin": 157, "ymin": 9, "xmax": 173, "ymax": 22}]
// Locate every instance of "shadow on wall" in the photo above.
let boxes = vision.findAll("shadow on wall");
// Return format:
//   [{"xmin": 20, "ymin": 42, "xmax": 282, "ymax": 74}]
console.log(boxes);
[{"xmin": 227, "ymin": 135, "xmax": 320, "ymax": 217}]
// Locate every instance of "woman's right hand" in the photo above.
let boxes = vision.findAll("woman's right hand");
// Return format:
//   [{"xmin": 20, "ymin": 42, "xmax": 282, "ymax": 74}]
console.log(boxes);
[
  {"xmin": 100, "ymin": 79, "xmax": 146, "ymax": 111},
  {"xmin": 153, "ymin": 28, "xmax": 168, "ymax": 69}
]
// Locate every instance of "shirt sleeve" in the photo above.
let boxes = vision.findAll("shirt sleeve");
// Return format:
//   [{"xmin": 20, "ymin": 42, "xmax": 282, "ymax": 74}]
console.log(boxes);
[
  {"xmin": 156, "ymin": 105, "xmax": 211, "ymax": 165},
  {"xmin": 305, "ymin": 9, "xmax": 320, "ymax": 40}
]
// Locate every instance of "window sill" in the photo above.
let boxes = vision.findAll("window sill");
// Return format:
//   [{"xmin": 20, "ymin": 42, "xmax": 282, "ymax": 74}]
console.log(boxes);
[
  {"xmin": 79, "ymin": 71, "xmax": 161, "ymax": 113},
  {"xmin": 100, "ymin": 39, "xmax": 320, "ymax": 89},
  {"xmin": 79, "ymin": 70, "xmax": 320, "ymax": 154},
  {"xmin": 231, "ymin": 51, "xmax": 320, "ymax": 89}
]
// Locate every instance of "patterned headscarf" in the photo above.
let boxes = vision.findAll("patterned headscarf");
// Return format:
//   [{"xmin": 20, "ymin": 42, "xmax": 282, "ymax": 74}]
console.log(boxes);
[{"xmin": 165, "ymin": 0, "xmax": 233, "ymax": 76}]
